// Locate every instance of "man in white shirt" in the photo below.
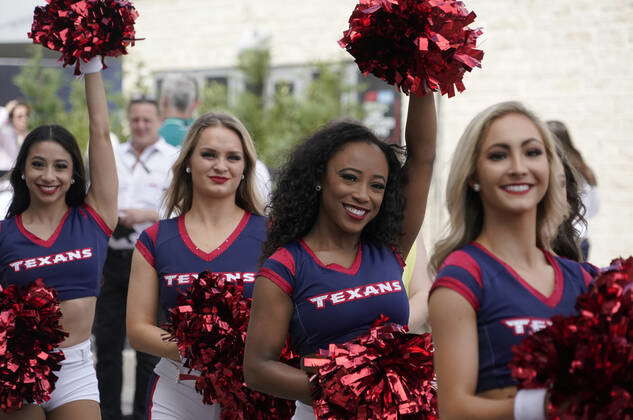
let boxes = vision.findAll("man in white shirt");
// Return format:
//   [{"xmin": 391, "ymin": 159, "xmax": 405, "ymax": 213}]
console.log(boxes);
[{"xmin": 94, "ymin": 98, "xmax": 178, "ymax": 420}]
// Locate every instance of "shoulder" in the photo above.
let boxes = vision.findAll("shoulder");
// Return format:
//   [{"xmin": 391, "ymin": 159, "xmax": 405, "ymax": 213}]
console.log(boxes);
[{"xmin": 551, "ymin": 254, "xmax": 595, "ymax": 287}]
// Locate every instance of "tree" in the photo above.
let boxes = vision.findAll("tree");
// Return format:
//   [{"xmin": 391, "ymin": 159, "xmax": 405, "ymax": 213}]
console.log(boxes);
[
  {"xmin": 200, "ymin": 48, "xmax": 363, "ymax": 167},
  {"xmin": 13, "ymin": 46, "xmax": 125, "ymax": 151}
]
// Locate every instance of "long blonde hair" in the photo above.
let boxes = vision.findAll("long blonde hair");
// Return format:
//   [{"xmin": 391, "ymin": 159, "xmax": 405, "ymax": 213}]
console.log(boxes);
[
  {"xmin": 163, "ymin": 112, "xmax": 264, "ymax": 217},
  {"xmin": 430, "ymin": 102, "xmax": 568, "ymax": 273}
]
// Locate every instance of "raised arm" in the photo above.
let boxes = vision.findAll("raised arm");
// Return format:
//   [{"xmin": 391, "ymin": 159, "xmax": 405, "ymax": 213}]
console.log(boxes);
[
  {"xmin": 84, "ymin": 69, "xmax": 118, "ymax": 230},
  {"xmin": 126, "ymin": 249, "xmax": 180, "ymax": 361},
  {"xmin": 244, "ymin": 276, "xmax": 312, "ymax": 403},
  {"xmin": 429, "ymin": 288, "xmax": 516, "ymax": 420},
  {"xmin": 398, "ymin": 94, "xmax": 437, "ymax": 255},
  {"xmin": 407, "ymin": 235, "xmax": 433, "ymax": 333}
]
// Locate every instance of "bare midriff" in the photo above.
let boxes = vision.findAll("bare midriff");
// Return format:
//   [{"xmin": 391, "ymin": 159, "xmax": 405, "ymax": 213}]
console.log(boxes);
[{"xmin": 58, "ymin": 296, "xmax": 97, "ymax": 348}]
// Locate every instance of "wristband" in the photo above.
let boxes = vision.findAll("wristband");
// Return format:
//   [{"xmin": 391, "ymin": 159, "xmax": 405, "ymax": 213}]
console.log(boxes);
[
  {"xmin": 308, "ymin": 373, "xmax": 321, "ymax": 401},
  {"xmin": 514, "ymin": 388, "xmax": 547, "ymax": 420},
  {"xmin": 79, "ymin": 56, "xmax": 103, "ymax": 74}
]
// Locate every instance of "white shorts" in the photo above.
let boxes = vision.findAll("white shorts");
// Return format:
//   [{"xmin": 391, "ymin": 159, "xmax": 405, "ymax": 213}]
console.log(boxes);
[
  {"xmin": 293, "ymin": 401, "xmax": 316, "ymax": 420},
  {"xmin": 40, "ymin": 338, "xmax": 100, "ymax": 412},
  {"xmin": 146, "ymin": 358, "xmax": 220, "ymax": 420}
]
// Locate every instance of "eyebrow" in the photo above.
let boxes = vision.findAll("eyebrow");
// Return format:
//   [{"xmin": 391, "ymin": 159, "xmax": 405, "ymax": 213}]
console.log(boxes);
[
  {"xmin": 486, "ymin": 137, "xmax": 543, "ymax": 150},
  {"xmin": 30, "ymin": 155, "xmax": 70, "ymax": 163},
  {"xmin": 199, "ymin": 147, "xmax": 243, "ymax": 154},
  {"xmin": 338, "ymin": 167, "xmax": 387, "ymax": 182}
]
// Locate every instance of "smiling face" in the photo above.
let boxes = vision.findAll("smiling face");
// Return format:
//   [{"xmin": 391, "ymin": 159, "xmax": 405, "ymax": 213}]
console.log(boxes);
[
  {"xmin": 474, "ymin": 112, "xmax": 550, "ymax": 217},
  {"xmin": 188, "ymin": 126, "xmax": 246, "ymax": 201},
  {"xmin": 23, "ymin": 140, "xmax": 74, "ymax": 206},
  {"xmin": 318, "ymin": 141, "xmax": 389, "ymax": 236}
]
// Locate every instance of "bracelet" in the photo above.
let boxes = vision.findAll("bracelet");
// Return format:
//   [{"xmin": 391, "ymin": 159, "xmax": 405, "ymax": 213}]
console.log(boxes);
[
  {"xmin": 307, "ymin": 373, "xmax": 321, "ymax": 401},
  {"xmin": 514, "ymin": 388, "xmax": 547, "ymax": 420}
]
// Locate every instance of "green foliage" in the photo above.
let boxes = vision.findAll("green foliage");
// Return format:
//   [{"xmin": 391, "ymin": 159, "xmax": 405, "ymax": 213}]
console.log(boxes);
[
  {"xmin": 12, "ymin": 47, "xmax": 126, "ymax": 151},
  {"xmin": 12, "ymin": 47, "xmax": 65, "ymax": 129},
  {"xmin": 200, "ymin": 48, "xmax": 363, "ymax": 167}
]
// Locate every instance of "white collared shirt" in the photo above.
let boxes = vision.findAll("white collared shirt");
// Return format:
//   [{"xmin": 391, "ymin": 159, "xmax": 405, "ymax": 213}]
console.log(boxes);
[{"xmin": 110, "ymin": 137, "xmax": 179, "ymax": 249}]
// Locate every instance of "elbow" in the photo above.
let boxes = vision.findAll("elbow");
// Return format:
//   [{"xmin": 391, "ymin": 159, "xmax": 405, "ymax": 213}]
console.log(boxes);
[
  {"xmin": 126, "ymin": 322, "xmax": 143, "ymax": 352},
  {"xmin": 243, "ymin": 355, "xmax": 268, "ymax": 394}
]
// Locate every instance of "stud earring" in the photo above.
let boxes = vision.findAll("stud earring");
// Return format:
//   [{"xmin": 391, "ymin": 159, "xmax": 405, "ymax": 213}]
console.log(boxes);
[
  {"xmin": 71, "ymin": 178, "xmax": 75, "ymax": 184},
  {"xmin": 20, "ymin": 174, "xmax": 25, "ymax": 181},
  {"xmin": 315, "ymin": 184, "xmax": 322, "ymax": 192},
  {"xmin": 472, "ymin": 183, "xmax": 480, "ymax": 192},
  {"xmin": 185, "ymin": 167, "xmax": 191, "ymax": 174},
  {"xmin": 241, "ymin": 174, "xmax": 245, "ymax": 180}
]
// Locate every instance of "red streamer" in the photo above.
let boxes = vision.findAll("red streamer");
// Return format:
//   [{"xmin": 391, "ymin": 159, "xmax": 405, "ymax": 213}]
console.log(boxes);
[
  {"xmin": 165, "ymin": 271, "xmax": 296, "ymax": 420},
  {"xmin": 303, "ymin": 316, "xmax": 437, "ymax": 419},
  {"xmin": 0, "ymin": 279, "xmax": 68, "ymax": 413},
  {"xmin": 339, "ymin": 0, "xmax": 483, "ymax": 97},
  {"xmin": 510, "ymin": 257, "xmax": 633, "ymax": 419},
  {"xmin": 28, "ymin": 0, "xmax": 141, "ymax": 74}
]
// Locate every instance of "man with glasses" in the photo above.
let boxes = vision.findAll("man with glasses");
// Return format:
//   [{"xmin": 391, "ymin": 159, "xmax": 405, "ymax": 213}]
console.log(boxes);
[{"xmin": 94, "ymin": 98, "xmax": 179, "ymax": 420}]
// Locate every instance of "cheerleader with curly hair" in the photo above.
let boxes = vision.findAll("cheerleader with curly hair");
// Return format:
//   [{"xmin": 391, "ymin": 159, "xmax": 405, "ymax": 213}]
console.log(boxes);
[{"xmin": 243, "ymin": 93, "xmax": 436, "ymax": 418}]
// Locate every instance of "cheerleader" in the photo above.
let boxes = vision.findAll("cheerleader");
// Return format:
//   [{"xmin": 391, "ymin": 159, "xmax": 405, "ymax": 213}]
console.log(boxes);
[
  {"xmin": 427, "ymin": 102, "xmax": 596, "ymax": 420},
  {"xmin": 0, "ymin": 58, "xmax": 117, "ymax": 419},
  {"xmin": 242, "ymin": 94, "xmax": 436, "ymax": 418},
  {"xmin": 126, "ymin": 112, "xmax": 266, "ymax": 420}
]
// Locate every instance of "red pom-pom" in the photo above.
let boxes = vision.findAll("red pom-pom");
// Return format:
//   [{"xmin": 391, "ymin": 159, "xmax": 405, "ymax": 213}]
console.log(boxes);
[
  {"xmin": 303, "ymin": 316, "xmax": 437, "ymax": 419},
  {"xmin": 339, "ymin": 0, "xmax": 483, "ymax": 97},
  {"xmin": 165, "ymin": 272, "xmax": 296, "ymax": 420},
  {"xmin": 0, "ymin": 279, "xmax": 68, "ymax": 413},
  {"xmin": 510, "ymin": 257, "xmax": 633, "ymax": 420},
  {"xmin": 28, "ymin": 0, "xmax": 141, "ymax": 75}
]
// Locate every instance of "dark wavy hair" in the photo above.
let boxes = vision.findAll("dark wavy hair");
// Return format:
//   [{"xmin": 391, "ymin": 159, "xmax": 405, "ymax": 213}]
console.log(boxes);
[
  {"xmin": 6, "ymin": 125, "xmax": 87, "ymax": 218},
  {"xmin": 551, "ymin": 149, "xmax": 586, "ymax": 261},
  {"xmin": 261, "ymin": 120, "xmax": 406, "ymax": 262}
]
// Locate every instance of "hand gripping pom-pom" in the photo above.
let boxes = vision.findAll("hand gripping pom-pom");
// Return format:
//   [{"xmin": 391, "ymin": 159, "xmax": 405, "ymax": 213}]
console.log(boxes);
[
  {"xmin": 164, "ymin": 271, "xmax": 296, "ymax": 419},
  {"xmin": 510, "ymin": 257, "xmax": 633, "ymax": 420},
  {"xmin": 0, "ymin": 279, "xmax": 68, "ymax": 413},
  {"xmin": 303, "ymin": 315, "xmax": 438, "ymax": 419},
  {"xmin": 28, "ymin": 0, "xmax": 141, "ymax": 75},
  {"xmin": 339, "ymin": 0, "xmax": 484, "ymax": 97}
]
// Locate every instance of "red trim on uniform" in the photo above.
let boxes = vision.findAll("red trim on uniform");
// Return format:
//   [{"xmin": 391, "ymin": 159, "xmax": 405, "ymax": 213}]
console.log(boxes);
[
  {"xmin": 441, "ymin": 250, "xmax": 483, "ymax": 287},
  {"xmin": 82, "ymin": 204, "xmax": 113, "ymax": 237},
  {"xmin": 178, "ymin": 373, "xmax": 198, "ymax": 381},
  {"xmin": 430, "ymin": 277, "xmax": 480, "ymax": 311},
  {"xmin": 580, "ymin": 266, "xmax": 593, "ymax": 287},
  {"xmin": 473, "ymin": 243, "xmax": 564, "ymax": 308},
  {"xmin": 16, "ymin": 208, "xmax": 71, "ymax": 248},
  {"xmin": 178, "ymin": 211, "xmax": 250, "ymax": 262},
  {"xmin": 391, "ymin": 246, "xmax": 406, "ymax": 268},
  {"xmin": 145, "ymin": 222, "xmax": 159, "ymax": 246},
  {"xmin": 270, "ymin": 248, "xmax": 296, "ymax": 276},
  {"xmin": 146, "ymin": 374, "xmax": 159, "ymax": 420},
  {"xmin": 136, "ymin": 240, "xmax": 155, "ymax": 267},
  {"xmin": 258, "ymin": 267, "xmax": 293, "ymax": 295},
  {"xmin": 299, "ymin": 239, "xmax": 362, "ymax": 275}
]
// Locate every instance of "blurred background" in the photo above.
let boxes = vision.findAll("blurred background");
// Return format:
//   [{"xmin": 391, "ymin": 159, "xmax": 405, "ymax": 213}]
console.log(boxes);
[{"xmin": 1, "ymin": 0, "xmax": 632, "ymax": 413}]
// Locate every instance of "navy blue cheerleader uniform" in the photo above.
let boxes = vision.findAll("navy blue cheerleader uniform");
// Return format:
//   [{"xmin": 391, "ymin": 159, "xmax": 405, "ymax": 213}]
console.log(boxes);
[
  {"xmin": 259, "ymin": 240, "xmax": 409, "ymax": 419},
  {"xmin": 0, "ymin": 205, "xmax": 112, "ymax": 411},
  {"xmin": 429, "ymin": 242, "xmax": 596, "ymax": 393},
  {"xmin": 135, "ymin": 212, "xmax": 266, "ymax": 420}
]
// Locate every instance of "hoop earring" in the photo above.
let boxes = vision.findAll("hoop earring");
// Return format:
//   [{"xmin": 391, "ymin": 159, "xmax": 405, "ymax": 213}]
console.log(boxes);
[
  {"xmin": 315, "ymin": 184, "xmax": 322, "ymax": 192},
  {"xmin": 185, "ymin": 167, "xmax": 191, "ymax": 174}
]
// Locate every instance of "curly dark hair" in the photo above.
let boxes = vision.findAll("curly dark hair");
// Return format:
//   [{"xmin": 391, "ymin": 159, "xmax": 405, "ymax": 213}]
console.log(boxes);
[
  {"xmin": 551, "ymin": 151, "xmax": 586, "ymax": 261},
  {"xmin": 261, "ymin": 120, "xmax": 407, "ymax": 262}
]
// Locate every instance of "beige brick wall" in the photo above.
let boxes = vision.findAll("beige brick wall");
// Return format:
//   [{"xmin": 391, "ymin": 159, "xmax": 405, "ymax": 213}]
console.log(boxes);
[
  {"xmin": 421, "ymin": 0, "xmax": 633, "ymax": 267},
  {"xmin": 126, "ymin": 0, "xmax": 633, "ymax": 266}
]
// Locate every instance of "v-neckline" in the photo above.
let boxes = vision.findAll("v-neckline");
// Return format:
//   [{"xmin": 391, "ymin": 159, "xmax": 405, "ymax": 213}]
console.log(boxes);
[
  {"xmin": 16, "ymin": 208, "xmax": 71, "ymax": 248},
  {"xmin": 299, "ymin": 239, "xmax": 363, "ymax": 275},
  {"xmin": 472, "ymin": 242, "xmax": 564, "ymax": 307},
  {"xmin": 178, "ymin": 212, "xmax": 250, "ymax": 262}
]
